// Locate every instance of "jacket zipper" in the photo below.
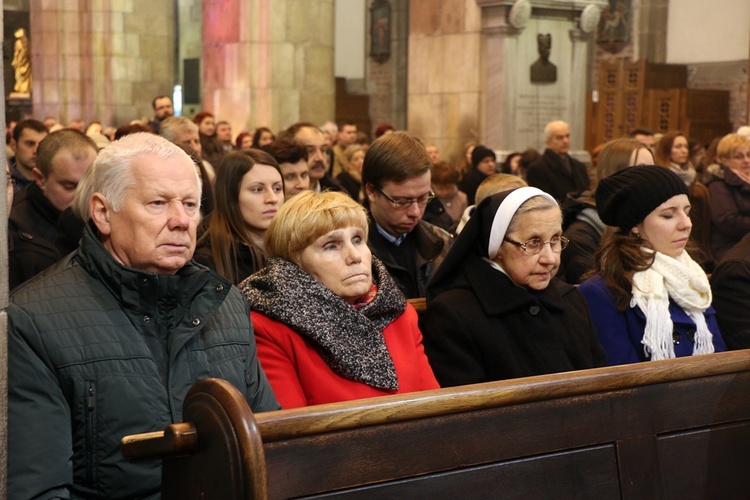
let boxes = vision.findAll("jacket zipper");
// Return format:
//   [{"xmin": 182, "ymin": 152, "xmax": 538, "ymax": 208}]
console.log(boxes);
[{"xmin": 85, "ymin": 381, "xmax": 96, "ymax": 485}]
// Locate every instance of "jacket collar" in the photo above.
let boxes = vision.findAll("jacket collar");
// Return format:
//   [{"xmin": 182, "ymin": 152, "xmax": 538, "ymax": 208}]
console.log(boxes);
[
  {"xmin": 75, "ymin": 224, "xmax": 230, "ymax": 319},
  {"xmin": 462, "ymin": 255, "xmax": 567, "ymax": 316},
  {"xmin": 543, "ymin": 148, "xmax": 569, "ymax": 171},
  {"xmin": 368, "ymin": 219, "xmax": 446, "ymax": 270},
  {"xmin": 721, "ymin": 164, "xmax": 750, "ymax": 190}
]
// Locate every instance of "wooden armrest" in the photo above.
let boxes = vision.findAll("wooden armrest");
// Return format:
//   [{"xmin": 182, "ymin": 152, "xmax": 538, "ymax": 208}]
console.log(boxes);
[
  {"xmin": 121, "ymin": 422, "xmax": 197, "ymax": 461},
  {"xmin": 407, "ymin": 297, "xmax": 426, "ymax": 313}
]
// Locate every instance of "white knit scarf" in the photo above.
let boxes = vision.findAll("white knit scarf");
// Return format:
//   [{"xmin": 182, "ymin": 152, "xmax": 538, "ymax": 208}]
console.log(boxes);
[{"xmin": 630, "ymin": 250, "xmax": 714, "ymax": 361}]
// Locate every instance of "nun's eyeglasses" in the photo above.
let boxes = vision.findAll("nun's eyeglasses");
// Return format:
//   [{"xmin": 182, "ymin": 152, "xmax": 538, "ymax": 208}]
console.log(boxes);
[{"xmin": 504, "ymin": 236, "xmax": 569, "ymax": 255}]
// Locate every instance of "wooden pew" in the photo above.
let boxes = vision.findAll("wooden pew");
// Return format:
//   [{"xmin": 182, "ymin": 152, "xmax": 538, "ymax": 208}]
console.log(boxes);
[
  {"xmin": 406, "ymin": 296, "xmax": 426, "ymax": 313},
  {"xmin": 122, "ymin": 350, "xmax": 750, "ymax": 499}
]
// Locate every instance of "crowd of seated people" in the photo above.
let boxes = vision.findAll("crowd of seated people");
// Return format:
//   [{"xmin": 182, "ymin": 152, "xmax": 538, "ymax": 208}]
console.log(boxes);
[{"xmin": 7, "ymin": 102, "xmax": 750, "ymax": 495}]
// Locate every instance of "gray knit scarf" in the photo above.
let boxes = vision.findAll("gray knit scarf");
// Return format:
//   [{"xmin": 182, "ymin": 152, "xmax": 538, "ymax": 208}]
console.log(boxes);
[{"xmin": 239, "ymin": 256, "xmax": 405, "ymax": 390}]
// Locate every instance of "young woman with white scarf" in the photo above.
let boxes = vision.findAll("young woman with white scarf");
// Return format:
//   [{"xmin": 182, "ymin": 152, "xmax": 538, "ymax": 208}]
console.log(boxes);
[{"xmin": 579, "ymin": 165, "xmax": 726, "ymax": 365}]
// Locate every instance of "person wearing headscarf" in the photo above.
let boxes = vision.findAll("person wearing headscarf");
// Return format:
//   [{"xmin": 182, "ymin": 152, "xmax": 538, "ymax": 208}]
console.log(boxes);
[
  {"xmin": 422, "ymin": 187, "xmax": 606, "ymax": 387},
  {"xmin": 579, "ymin": 166, "xmax": 726, "ymax": 365},
  {"xmin": 240, "ymin": 191, "xmax": 439, "ymax": 408}
]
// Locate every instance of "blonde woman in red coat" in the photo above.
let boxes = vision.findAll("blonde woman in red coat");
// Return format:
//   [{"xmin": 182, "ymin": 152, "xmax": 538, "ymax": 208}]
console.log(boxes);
[{"xmin": 240, "ymin": 191, "xmax": 439, "ymax": 408}]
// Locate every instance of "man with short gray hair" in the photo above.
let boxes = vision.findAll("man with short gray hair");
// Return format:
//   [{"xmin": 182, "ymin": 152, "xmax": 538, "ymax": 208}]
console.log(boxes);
[{"xmin": 8, "ymin": 132, "xmax": 279, "ymax": 498}]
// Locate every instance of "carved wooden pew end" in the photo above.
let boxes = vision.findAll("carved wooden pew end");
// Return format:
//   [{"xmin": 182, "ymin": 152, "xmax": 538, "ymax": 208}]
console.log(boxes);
[{"xmin": 122, "ymin": 351, "xmax": 750, "ymax": 499}]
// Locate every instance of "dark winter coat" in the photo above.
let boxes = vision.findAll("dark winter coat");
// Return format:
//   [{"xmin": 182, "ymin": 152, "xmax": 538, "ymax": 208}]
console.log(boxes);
[
  {"xmin": 711, "ymin": 232, "xmax": 750, "ymax": 350},
  {"xmin": 422, "ymin": 255, "xmax": 607, "ymax": 387},
  {"xmin": 457, "ymin": 167, "xmax": 488, "ymax": 205},
  {"xmin": 708, "ymin": 164, "xmax": 750, "ymax": 261},
  {"xmin": 526, "ymin": 148, "xmax": 590, "ymax": 202},
  {"xmin": 558, "ymin": 190, "xmax": 604, "ymax": 284},
  {"xmin": 368, "ymin": 219, "xmax": 452, "ymax": 299},
  {"xmin": 336, "ymin": 170, "xmax": 362, "ymax": 201},
  {"xmin": 579, "ymin": 274, "xmax": 726, "ymax": 365},
  {"xmin": 8, "ymin": 225, "xmax": 279, "ymax": 499}
]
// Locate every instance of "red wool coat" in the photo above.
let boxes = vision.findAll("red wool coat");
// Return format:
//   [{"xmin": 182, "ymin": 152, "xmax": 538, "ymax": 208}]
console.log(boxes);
[{"xmin": 252, "ymin": 304, "xmax": 440, "ymax": 409}]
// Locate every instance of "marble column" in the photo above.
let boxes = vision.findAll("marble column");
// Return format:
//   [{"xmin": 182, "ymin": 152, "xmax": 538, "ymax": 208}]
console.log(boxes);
[
  {"xmin": 407, "ymin": 0, "xmax": 483, "ymax": 166},
  {"xmin": 568, "ymin": 27, "xmax": 593, "ymax": 151},
  {"xmin": 201, "ymin": 0, "xmax": 335, "ymax": 135},
  {"xmin": 29, "ymin": 0, "xmax": 175, "ymax": 126}
]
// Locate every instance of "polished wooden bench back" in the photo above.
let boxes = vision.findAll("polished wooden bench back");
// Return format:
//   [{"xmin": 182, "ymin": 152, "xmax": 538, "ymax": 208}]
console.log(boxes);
[{"xmin": 122, "ymin": 350, "xmax": 750, "ymax": 499}]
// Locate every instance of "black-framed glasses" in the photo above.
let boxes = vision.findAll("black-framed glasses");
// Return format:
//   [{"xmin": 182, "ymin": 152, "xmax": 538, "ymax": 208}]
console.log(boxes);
[
  {"xmin": 376, "ymin": 187, "xmax": 435, "ymax": 210},
  {"xmin": 504, "ymin": 235, "xmax": 569, "ymax": 255}
]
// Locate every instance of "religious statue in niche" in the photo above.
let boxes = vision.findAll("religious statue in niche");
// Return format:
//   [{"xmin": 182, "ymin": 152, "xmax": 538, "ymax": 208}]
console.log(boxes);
[
  {"xmin": 530, "ymin": 34, "xmax": 557, "ymax": 83},
  {"xmin": 370, "ymin": 0, "xmax": 391, "ymax": 63},
  {"xmin": 596, "ymin": 0, "xmax": 631, "ymax": 54},
  {"xmin": 11, "ymin": 27, "xmax": 31, "ymax": 96}
]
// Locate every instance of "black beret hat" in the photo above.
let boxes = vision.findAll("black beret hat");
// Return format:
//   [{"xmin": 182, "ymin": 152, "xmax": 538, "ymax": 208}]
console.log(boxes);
[
  {"xmin": 595, "ymin": 165, "xmax": 689, "ymax": 232},
  {"xmin": 471, "ymin": 145, "xmax": 496, "ymax": 169}
]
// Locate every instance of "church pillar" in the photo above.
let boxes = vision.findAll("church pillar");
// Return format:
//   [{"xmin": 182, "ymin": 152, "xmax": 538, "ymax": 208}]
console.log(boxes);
[
  {"xmin": 481, "ymin": 14, "xmax": 522, "ymax": 154},
  {"xmin": 407, "ymin": 0, "xmax": 484, "ymax": 165},
  {"xmin": 202, "ymin": 0, "xmax": 335, "ymax": 135},
  {"xmin": 568, "ymin": 27, "xmax": 594, "ymax": 151},
  {"xmin": 29, "ymin": 0, "xmax": 175, "ymax": 125}
]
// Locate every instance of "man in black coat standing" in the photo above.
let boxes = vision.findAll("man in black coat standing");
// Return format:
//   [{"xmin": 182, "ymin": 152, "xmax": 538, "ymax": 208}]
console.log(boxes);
[{"xmin": 526, "ymin": 120, "xmax": 590, "ymax": 201}]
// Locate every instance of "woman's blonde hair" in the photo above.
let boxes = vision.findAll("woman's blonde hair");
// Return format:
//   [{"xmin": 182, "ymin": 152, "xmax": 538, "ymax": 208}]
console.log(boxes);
[
  {"xmin": 716, "ymin": 133, "xmax": 750, "ymax": 162},
  {"xmin": 265, "ymin": 191, "xmax": 368, "ymax": 265}
]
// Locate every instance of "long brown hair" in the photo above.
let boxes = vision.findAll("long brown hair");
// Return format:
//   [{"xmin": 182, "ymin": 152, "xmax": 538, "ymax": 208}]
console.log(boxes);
[
  {"xmin": 199, "ymin": 150, "xmax": 282, "ymax": 283},
  {"xmin": 590, "ymin": 228, "xmax": 655, "ymax": 311}
]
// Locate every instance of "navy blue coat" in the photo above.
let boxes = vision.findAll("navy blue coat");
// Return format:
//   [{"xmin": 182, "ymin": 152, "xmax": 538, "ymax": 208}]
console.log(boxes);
[{"xmin": 578, "ymin": 274, "xmax": 726, "ymax": 365}]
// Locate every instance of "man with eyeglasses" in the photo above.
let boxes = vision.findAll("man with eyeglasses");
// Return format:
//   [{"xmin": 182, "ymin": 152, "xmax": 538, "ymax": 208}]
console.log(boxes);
[{"xmin": 363, "ymin": 132, "xmax": 453, "ymax": 298}]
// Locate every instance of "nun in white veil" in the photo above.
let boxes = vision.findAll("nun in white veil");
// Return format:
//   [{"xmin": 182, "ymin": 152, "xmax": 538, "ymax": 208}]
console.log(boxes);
[{"xmin": 422, "ymin": 187, "xmax": 607, "ymax": 387}]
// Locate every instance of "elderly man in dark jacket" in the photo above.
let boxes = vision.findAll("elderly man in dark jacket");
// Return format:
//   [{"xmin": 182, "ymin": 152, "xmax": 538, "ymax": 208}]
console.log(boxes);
[
  {"xmin": 8, "ymin": 133, "xmax": 279, "ymax": 499},
  {"xmin": 526, "ymin": 120, "xmax": 590, "ymax": 202}
]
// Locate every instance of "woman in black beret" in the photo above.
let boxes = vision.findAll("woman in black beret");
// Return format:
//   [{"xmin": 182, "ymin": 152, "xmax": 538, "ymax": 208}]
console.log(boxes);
[
  {"xmin": 578, "ymin": 166, "xmax": 726, "ymax": 365},
  {"xmin": 421, "ymin": 187, "xmax": 607, "ymax": 387}
]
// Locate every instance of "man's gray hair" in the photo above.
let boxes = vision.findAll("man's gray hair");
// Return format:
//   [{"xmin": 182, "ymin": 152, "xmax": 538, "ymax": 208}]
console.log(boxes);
[
  {"xmin": 159, "ymin": 116, "xmax": 198, "ymax": 143},
  {"xmin": 73, "ymin": 132, "xmax": 200, "ymax": 221},
  {"xmin": 544, "ymin": 120, "xmax": 568, "ymax": 140}
]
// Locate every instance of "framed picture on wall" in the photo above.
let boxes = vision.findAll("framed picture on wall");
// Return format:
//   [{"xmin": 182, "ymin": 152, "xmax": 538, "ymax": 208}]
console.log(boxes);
[{"xmin": 370, "ymin": 0, "xmax": 391, "ymax": 63}]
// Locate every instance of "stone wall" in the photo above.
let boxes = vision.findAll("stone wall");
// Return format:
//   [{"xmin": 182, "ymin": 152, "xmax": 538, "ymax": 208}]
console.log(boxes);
[
  {"xmin": 201, "ymin": 0, "xmax": 335, "ymax": 137},
  {"xmin": 30, "ymin": 0, "xmax": 175, "ymax": 126},
  {"xmin": 407, "ymin": 0, "xmax": 483, "ymax": 166}
]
